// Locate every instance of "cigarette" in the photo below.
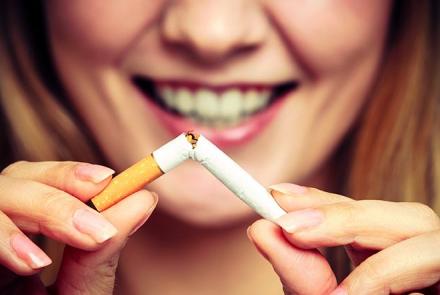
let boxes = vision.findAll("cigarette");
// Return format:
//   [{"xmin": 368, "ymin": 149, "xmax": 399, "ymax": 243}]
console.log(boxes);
[{"xmin": 88, "ymin": 132, "xmax": 286, "ymax": 221}]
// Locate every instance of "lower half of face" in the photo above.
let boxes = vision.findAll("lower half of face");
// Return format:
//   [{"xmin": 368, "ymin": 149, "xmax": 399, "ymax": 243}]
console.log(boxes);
[{"xmin": 46, "ymin": 0, "xmax": 392, "ymax": 226}]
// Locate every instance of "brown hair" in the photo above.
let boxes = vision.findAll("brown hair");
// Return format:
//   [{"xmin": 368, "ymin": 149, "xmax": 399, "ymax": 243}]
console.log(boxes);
[
  {"xmin": 0, "ymin": 0, "xmax": 100, "ymax": 165},
  {"xmin": 1, "ymin": 1, "xmax": 439, "ymax": 206},
  {"xmin": 349, "ymin": 0, "xmax": 440, "ymax": 213},
  {"xmin": 1, "ymin": 0, "xmax": 439, "ymax": 283}
]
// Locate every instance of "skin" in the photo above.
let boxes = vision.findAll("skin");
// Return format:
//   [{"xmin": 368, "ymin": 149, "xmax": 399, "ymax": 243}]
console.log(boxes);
[
  {"xmin": 0, "ymin": 0, "xmax": 439, "ymax": 294},
  {"xmin": 45, "ymin": 0, "xmax": 391, "ymax": 225}
]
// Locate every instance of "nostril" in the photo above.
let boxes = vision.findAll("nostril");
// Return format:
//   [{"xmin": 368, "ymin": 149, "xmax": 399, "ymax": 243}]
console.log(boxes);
[
  {"xmin": 159, "ymin": 3, "xmax": 267, "ymax": 64},
  {"xmin": 161, "ymin": 24, "xmax": 262, "ymax": 65}
]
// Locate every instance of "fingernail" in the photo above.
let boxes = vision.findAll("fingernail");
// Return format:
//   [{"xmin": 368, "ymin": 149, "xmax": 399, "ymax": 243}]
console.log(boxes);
[
  {"xmin": 10, "ymin": 233, "xmax": 52, "ymax": 269},
  {"xmin": 151, "ymin": 192, "xmax": 159, "ymax": 204},
  {"xmin": 269, "ymin": 183, "xmax": 308, "ymax": 195},
  {"xmin": 73, "ymin": 208, "xmax": 118, "ymax": 243},
  {"xmin": 246, "ymin": 226, "xmax": 253, "ymax": 242},
  {"xmin": 129, "ymin": 193, "xmax": 158, "ymax": 236},
  {"xmin": 246, "ymin": 227, "xmax": 269, "ymax": 260},
  {"xmin": 276, "ymin": 209, "xmax": 323, "ymax": 233},
  {"xmin": 75, "ymin": 163, "xmax": 115, "ymax": 184},
  {"xmin": 329, "ymin": 286, "xmax": 348, "ymax": 295}
]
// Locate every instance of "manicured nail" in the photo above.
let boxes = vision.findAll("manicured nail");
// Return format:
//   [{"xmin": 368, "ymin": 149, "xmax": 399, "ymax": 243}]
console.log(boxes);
[
  {"xmin": 246, "ymin": 226, "xmax": 253, "ymax": 242},
  {"xmin": 276, "ymin": 209, "xmax": 323, "ymax": 233},
  {"xmin": 75, "ymin": 163, "xmax": 115, "ymax": 184},
  {"xmin": 129, "ymin": 215, "xmax": 149, "ymax": 236},
  {"xmin": 329, "ymin": 286, "xmax": 348, "ymax": 295},
  {"xmin": 269, "ymin": 183, "xmax": 308, "ymax": 195},
  {"xmin": 151, "ymin": 192, "xmax": 159, "ymax": 205},
  {"xmin": 10, "ymin": 233, "xmax": 52, "ymax": 269},
  {"xmin": 73, "ymin": 208, "xmax": 118, "ymax": 243},
  {"xmin": 129, "ymin": 193, "xmax": 158, "ymax": 236},
  {"xmin": 246, "ymin": 227, "xmax": 269, "ymax": 260}
]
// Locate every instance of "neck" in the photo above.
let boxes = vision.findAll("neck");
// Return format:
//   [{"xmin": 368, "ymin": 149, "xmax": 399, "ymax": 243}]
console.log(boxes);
[
  {"xmin": 117, "ymin": 156, "xmax": 340, "ymax": 294},
  {"xmin": 118, "ymin": 212, "xmax": 281, "ymax": 294},
  {"xmin": 303, "ymin": 147, "xmax": 347, "ymax": 194}
]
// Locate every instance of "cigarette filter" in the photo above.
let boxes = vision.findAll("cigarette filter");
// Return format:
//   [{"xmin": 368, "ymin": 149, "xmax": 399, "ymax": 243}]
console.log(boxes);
[
  {"xmin": 89, "ymin": 132, "xmax": 286, "ymax": 221},
  {"xmin": 87, "ymin": 155, "xmax": 163, "ymax": 211}
]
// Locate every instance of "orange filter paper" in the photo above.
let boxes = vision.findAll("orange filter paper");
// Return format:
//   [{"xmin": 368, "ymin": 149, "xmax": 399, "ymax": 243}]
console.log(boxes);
[{"xmin": 89, "ymin": 154, "xmax": 163, "ymax": 212}]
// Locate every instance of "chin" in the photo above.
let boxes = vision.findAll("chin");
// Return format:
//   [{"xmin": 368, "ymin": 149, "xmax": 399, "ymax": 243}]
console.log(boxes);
[
  {"xmin": 149, "ymin": 163, "xmax": 258, "ymax": 228},
  {"xmin": 158, "ymin": 203, "xmax": 256, "ymax": 229}
]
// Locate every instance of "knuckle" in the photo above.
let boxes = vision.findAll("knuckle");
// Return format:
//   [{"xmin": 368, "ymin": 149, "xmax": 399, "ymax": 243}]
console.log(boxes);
[
  {"xmin": 329, "ymin": 201, "xmax": 364, "ymax": 241},
  {"xmin": 62, "ymin": 248, "xmax": 117, "ymax": 294},
  {"xmin": 335, "ymin": 201, "xmax": 360, "ymax": 226},
  {"xmin": 96, "ymin": 256, "xmax": 119, "ymax": 279},
  {"xmin": 54, "ymin": 161, "xmax": 78, "ymax": 174},
  {"xmin": 407, "ymin": 202, "xmax": 440, "ymax": 230},
  {"xmin": 36, "ymin": 189, "xmax": 78, "ymax": 228},
  {"xmin": 40, "ymin": 189, "xmax": 67, "ymax": 209},
  {"xmin": 1, "ymin": 161, "xmax": 28, "ymax": 176},
  {"xmin": 41, "ymin": 161, "xmax": 77, "ymax": 186},
  {"xmin": 307, "ymin": 188, "xmax": 321, "ymax": 194},
  {"xmin": 353, "ymin": 262, "xmax": 388, "ymax": 293},
  {"xmin": 431, "ymin": 230, "xmax": 440, "ymax": 247},
  {"xmin": 361, "ymin": 261, "xmax": 383, "ymax": 282},
  {"xmin": 61, "ymin": 276, "xmax": 89, "ymax": 294}
]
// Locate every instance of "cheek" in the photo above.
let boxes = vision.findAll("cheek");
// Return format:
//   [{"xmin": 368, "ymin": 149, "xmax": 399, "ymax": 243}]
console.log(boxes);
[
  {"xmin": 266, "ymin": 0, "xmax": 392, "ymax": 75},
  {"xmin": 45, "ymin": 0, "xmax": 165, "ymax": 62}
]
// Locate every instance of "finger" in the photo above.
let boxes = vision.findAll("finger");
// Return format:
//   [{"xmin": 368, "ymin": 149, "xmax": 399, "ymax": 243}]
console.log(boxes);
[
  {"xmin": 0, "ymin": 176, "xmax": 118, "ymax": 250},
  {"xmin": 248, "ymin": 219, "xmax": 337, "ymax": 295},
  {"xmin": 2, "ymin": 161, "xmax": 114, "ymax": 201},
  {"xmin": 269, "ymin": 183, "xmax": 352, "ymax": 212},
  {"xmin": 53, "ymin": 190, "xmax": 157, "ymax": 295},
  {"xmin": 0, "ymin": 211, "xmax": 52, "ymax": 276},
  {"xmin": 275, "ymin": 196, "xmax": 440, "ymax": 250},
  {"xmin": 331, "ymin": 230, "xmax": 440, "ymax": 295}
]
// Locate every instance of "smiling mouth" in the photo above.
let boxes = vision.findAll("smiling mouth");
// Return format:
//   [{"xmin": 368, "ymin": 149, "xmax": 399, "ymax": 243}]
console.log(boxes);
[{"xmin": 132, "ymin": 76, "xmax": 298, "ymax": 128}]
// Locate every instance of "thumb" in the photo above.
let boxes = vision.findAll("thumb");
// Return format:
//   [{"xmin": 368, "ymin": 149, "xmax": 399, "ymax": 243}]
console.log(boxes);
[
  {"xmin": 248, "ymin": 220, "xmax": 337, "ymax": 295},
  {"xmin": 52, "ymin": 190, "xmax": 157, "ymax": 295}
]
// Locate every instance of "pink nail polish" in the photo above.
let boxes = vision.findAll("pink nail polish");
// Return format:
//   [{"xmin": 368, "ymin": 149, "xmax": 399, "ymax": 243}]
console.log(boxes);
[
  {"xmin": 73, "ymin": 208, "xmax": 118, "ymax": 243},
  {"xmin": 10, "ymin": 234, "xmax": 52, "ymax": 269},
  {"xmin": 276, "ymin": 209, "xmax": 323, "ymax": 233},
  {"xmin": 246, "ymin": 227, "xmax": 270, "ymax": 260},
  {"xmin": 75, "ymin": 163, "xmax": 115, "ymax": 184},
  {"xmin": 269, "ymin": 183, "xmax": 308, "ymax": 195}
]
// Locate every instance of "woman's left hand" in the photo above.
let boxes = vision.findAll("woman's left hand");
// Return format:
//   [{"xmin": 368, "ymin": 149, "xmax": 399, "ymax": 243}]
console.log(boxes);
[{"xmin": 247, "ymin": 183, "xmax": 440, "ymax": 295}]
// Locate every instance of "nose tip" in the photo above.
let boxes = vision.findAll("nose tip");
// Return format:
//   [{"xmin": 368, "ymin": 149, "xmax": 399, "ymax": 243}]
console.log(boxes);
[{"xmin": 160, "ymin": 1, "xmax": 266, "ymax": 64}]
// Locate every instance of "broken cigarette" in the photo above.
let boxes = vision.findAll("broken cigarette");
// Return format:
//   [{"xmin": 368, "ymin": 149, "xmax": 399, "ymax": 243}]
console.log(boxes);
[{"xmin": 88, "ymin": 132, "xmax": 286, "ymax": 221}]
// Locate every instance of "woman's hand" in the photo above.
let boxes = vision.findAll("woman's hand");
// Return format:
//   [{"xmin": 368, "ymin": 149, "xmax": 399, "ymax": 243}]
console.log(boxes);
[
  {"xmin": 0, "ymin": 161, "xmax": 157, "ymax": 294},
  {"xmin": 247, "ymin": 183, "xmax": 440, "ymax": 295}
]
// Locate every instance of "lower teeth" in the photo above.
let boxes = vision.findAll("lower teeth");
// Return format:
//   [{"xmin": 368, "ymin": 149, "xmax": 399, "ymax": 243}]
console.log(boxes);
[
  {"xmin": 186, "ymin": 113, "xmax": 248, "ymax": 128},
  {"xmin": 158, "ymin": 87, "xmax": 272, "ymax": 127}
]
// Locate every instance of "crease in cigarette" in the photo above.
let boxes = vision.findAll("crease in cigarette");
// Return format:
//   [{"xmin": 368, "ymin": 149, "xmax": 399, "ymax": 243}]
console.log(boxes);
[{"xmin": 88, "ymin": 131, "xmax": 286, "ymax": 221}]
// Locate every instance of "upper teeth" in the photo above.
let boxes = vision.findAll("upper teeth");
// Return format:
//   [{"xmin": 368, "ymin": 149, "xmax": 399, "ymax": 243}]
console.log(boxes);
[{"xmin": 158, "ymin": 86, "xmax": 272, "ymax": 126}]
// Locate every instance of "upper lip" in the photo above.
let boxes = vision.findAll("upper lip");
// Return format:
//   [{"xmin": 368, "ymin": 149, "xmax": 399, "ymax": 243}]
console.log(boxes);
[
  {"xmin": 153, "ymin": 79, "xmax": 292, "ymax": 93},
  {"xmin": 132, "ymin": 75, "xmax": 299, "ymax": 95}
]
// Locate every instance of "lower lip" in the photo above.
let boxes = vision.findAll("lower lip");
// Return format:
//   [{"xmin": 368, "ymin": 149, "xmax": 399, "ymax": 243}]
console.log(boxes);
[{"xmin": 136, "ymin": 89, "xmax": 290, "ymax": 148}]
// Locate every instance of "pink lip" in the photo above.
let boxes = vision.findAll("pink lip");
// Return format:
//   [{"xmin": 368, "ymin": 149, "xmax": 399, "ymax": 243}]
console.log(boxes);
[{"xmin": 134, "ymin": 83, "xmax": 292, "ymax": 148}]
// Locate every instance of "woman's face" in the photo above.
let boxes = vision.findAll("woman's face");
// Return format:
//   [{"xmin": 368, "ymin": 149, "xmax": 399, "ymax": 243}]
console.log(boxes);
[{"xmin": 46, "ymin": 0, "xmax": 392, "ymax": 226}]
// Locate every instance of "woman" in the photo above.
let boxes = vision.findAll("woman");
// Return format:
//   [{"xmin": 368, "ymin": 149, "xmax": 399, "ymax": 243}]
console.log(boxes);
[{"xmin": 0, "ymin": 0, "xmax": 439, "ymax": 294}]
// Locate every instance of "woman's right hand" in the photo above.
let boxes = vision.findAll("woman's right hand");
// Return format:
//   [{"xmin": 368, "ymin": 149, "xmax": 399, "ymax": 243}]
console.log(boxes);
[{"xmin": 0, "ymin": 161, "xmax": 157, "ymax": 294}]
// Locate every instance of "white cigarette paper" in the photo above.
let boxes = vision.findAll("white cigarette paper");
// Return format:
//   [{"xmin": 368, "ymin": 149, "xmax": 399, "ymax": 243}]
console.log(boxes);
[{"xmin": 152, "ymin": 133, "xmax": 286, "ymax": 221}]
